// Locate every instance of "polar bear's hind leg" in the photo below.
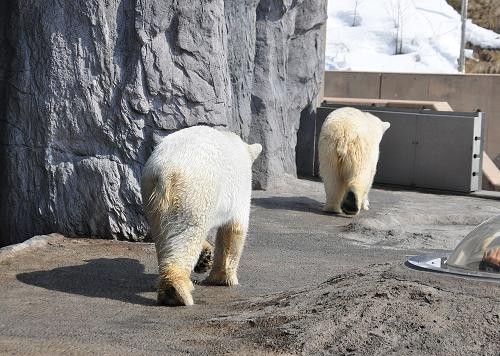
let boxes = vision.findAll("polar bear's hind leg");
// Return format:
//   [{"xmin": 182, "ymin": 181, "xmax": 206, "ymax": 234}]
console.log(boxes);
[
  {"xmin": 322, "ymin": 173, "xmax": 346, "ymax": 214},
  {"xmin": 194, "ymin": 240, "xmax": 213, "ymax": 274},
  {"xmin": 155, "ymin": 223, "xmax": 208, "ymax": 306},
  {"xmin": 204, "ymin": 221, "xmax": 246, "ymax": 286},
  {"xmin": 157, "ymin": 263, "xmax": 194, "ymax": 306}
]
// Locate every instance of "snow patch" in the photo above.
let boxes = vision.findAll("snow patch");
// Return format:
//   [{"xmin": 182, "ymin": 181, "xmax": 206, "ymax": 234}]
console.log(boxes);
[{"xmin": 326, "ymin": 0, "xmax": 500, "ymax": 73}]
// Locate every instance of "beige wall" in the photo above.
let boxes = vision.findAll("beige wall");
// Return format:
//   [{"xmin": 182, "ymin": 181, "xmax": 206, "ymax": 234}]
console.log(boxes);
[{"xmin": 323, "ymin": 71, "xmax": 500, "ymax": 163}]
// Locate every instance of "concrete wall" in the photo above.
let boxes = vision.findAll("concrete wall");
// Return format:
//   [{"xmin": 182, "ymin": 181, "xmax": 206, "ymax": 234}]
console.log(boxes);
[{"xmin": 323, "ymin": 71, "xmax": 500, "ymax": 167}]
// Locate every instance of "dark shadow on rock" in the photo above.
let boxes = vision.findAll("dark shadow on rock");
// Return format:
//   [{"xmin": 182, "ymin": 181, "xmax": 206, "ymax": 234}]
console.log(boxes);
[
  {"xmin": 17, "ymin": 258, "xmax": 157, "ymax": 306},
  {"xmin": 252, "ymin": 196, "xmax": 350, "ymax": 218}
]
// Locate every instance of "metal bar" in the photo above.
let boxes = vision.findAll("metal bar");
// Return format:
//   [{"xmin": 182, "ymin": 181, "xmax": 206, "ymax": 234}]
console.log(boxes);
[{"xmin": 458, "ymin": 0, "xmax": 469, "ymax": 73}]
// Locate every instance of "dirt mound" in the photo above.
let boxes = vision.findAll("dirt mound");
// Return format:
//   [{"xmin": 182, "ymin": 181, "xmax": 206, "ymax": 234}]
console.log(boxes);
[
  {"xmin": 338, "ymin": 212, "xmax": 493, "ymax": 250},
  {"xmin": 206, "ymin": 264, "xmax": 500, "ymax": 355}
]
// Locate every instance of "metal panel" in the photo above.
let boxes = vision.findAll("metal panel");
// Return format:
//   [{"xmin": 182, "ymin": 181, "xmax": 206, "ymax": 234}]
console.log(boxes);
[
  {"xmin": 474, "ymin": 113, "xmax": 485, "ymax": 191},
  {"xmin": 413, "ymin": 114, "xmax": 475, "ymax": 191},
  {"xmin": 375, "ymin": 112, "xmax": 417, "ymax": 186},
  {"xmin": 305, "ymin": 104, "xmax": 484, "ymax": 192}
]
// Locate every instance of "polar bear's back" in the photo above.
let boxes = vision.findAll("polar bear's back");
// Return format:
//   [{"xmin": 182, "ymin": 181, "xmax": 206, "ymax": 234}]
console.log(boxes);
[
  {"xmin": 148, "ymin": 126, "xmax": 251, "ymax": 176},
  {"xmin": 320, "ymin": 107, "xmax": 384, "ymax": 146},
  {"xmin": 318, "ymin": 107, "xmax": 385, "ymax": 179},
  {"xmin": 141, "ymin": 126, "xmax": 253, "ymax": 228}
]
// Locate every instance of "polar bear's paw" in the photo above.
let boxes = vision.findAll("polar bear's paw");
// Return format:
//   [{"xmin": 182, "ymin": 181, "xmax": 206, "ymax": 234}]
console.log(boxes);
[
  {"xmin": 194, "ymin": 241, "xmax": 213, "ymax": 274},
  {"xmin": 156, "ymin": 286, "xmax": 192, "ymax": 306},
  {"xmin": 362, "ymin": 198, "xmax": 370, "ymax": 211},
  {"xmin": 157, "ymin": 282, "xmax": 194, "ymax": 307},
  {"xmin": 157, "ymin": 268, "xmax": 194, "ymax": 306},
  {"xmin": 323, "ymin": 204, "xmax": 342, "ymax": 214},
  {"xmin": 203, "ymin": 271, "xmax": 239, "ymax": 286}
]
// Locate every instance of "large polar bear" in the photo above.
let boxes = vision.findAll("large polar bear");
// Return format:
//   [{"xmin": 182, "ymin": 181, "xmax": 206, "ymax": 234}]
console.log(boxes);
[
  {"xmin": 141, "ymin": 126, "xmax": 262, "ymax": 306},
  {"xmin": 318, "ymin": 107, "xmax": 390, "ymax": 215}
]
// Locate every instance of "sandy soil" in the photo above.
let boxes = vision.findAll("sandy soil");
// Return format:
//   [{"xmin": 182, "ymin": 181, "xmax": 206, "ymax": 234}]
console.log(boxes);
[
  {"xmin": 206, "ymin": 264, "xmax": 499, "ymax": 355},
  {"xmin": 1, "ymin": 179, "xmax": 499, "ymax": 355}
]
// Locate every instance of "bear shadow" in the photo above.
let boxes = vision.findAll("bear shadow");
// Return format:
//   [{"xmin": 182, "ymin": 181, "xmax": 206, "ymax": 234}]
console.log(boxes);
[
  {"xmin": 16, "ymin": 258, "xmax": 157, "ymax": 306},
  {"xmin": 252, "ymin": 196, "xmax": 349, "ymax": 217}
]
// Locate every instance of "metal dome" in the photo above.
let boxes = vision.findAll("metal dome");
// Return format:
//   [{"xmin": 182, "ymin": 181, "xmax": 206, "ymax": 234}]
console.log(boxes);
[{"xmin": 407, "ymin": 215, "xmax": 500, "ymax": 280}]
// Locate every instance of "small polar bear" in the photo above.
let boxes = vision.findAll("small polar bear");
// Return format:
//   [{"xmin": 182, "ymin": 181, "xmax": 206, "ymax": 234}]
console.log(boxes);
[
  {"xmin": 318, "ymin": 107, "xmax": 390, "ymax": 215},
  {"xmin": 141, "ymin": 125, "xmax": 262, "ymax": 306}
]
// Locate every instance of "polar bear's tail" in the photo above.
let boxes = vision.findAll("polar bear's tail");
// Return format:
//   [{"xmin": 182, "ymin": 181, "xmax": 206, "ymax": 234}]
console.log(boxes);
[
  {"xmin": 142, "ymin": 172, "xmax": 181, "ymax": 233},
  {"xmin": 146, "ymin": 172, "xmax": 181, "ymax": 213},
  {"xmin": 333, "ymin": 126, "xmax": 366, "ymax": 180}
]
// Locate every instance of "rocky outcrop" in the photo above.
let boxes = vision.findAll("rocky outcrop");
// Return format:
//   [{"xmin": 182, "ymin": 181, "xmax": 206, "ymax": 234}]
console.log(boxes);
[{"xmin": 0, "ymin": 0, "xmax": 326, "ymax": 245}]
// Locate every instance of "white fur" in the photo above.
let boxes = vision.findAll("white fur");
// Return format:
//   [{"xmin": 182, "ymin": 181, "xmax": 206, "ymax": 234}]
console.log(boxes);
[
  {"xmin": 141, "ymin": 125, "xmax": 261, "ymax": 305},
  {"xmin": 318, "ymin": 107, "xmax": 390, "ymax": 215}
]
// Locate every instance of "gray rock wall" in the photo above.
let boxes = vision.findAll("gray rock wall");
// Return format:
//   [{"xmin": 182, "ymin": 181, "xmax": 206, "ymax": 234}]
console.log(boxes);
[{"xmin": 0, "ymin": 0, "xmax": 326, "ymax": 245}]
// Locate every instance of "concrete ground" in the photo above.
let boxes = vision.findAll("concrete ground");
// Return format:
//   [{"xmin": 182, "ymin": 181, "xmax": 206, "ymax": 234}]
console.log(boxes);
[{"xmin": 1, "ymin": 179, "xmax": 499, "ymax": 355}]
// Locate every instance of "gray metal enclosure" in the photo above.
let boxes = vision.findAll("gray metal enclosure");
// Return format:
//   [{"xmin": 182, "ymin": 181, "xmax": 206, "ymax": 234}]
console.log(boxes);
[{"xmin": 296, "ymin": 104, "xmax": 484, "ymax": 193}]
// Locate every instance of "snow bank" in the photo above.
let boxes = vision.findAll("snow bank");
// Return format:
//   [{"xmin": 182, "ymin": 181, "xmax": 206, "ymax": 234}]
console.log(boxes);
[{"xmin": 326, "ymin": 0, "xmax": 500, "ymax": 73}]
